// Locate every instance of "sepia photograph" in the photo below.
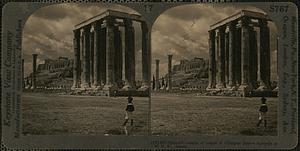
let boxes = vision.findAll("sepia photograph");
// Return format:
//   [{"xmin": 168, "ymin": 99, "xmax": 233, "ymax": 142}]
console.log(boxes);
[
  {"xmin": 21, "ymin": 3, "xmax": 150, "ymax": 136},
  {"xmin": 150, "ymin": 4, "xmax": 278, "ymax": 136},
  {"xmin": 21, "ymin": 3, "xmax": 278, "ymax": 137}
]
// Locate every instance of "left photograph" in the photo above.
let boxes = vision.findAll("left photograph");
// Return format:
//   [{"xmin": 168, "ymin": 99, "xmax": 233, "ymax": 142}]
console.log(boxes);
[{"xmin": 21, "ymin": 3, "xmax": 151, "ymax": 136}]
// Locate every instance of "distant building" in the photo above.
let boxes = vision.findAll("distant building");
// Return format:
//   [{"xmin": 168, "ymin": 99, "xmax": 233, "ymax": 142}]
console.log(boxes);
[
  {"xmin": 173, "ymin": 57, "xmax": 208, "ymax": 77},
  {"xmin": 37, "ymin": 57, "xmax": 73, "ymax": 73}
]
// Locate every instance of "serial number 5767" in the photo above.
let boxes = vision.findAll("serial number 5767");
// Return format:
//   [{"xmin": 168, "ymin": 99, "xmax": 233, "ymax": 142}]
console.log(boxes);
[{"xmin": 269, "ymin": 5, "xmax": 289, "ymax": 13}]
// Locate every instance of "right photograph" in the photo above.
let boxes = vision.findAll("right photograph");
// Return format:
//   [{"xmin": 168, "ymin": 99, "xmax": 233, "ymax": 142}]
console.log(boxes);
[{"xmin": 150, "ymin": 4, "xmax": 278, "ymax": 136}]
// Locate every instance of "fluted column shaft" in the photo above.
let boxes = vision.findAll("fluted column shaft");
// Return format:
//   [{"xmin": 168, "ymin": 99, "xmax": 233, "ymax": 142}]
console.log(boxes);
[
  {"xmin": 167, "ymin": 54, "xmax": 173, "ymax": 91},
  {"xmin": 227, "ymin": 23, "xmax": 236, "ymax": 88},
  {"xmin": 216, "ymin": 27, "xmax": 226, "ymax": 89},
  {"xmin": 103, "ymin": 17, "xmax": 116, "ymax": 90},
  {"xmin": 239, "ymin": 17, "xmax": 252, "ymax": 91},
  {"xmin": 72, "ymin": 29, "xmax": 80, "ymax": 89},
  {"xmin": 123, "ymin": 19, "xmax": 135, "ymax": 90},
  {"xmin": 155, "ymin": 59, "xmax": 160, "ymax": 90},
  {"xmin": 114, "ymin": 25, "xmax": 123, "ymax": 88},
  {"xmin": 249, "ymin": 27, "xmax": 258, "ymax": 88},
  {"xmin": 31, "ymin": 54, "xmax": 38, "ymax": 89},
  {"xmin": 141, "ymin": 21, "xmax": 151, "ymax": 90},
  {"xmin": 90, "ymin": 27, "xmax": 94, "ymax": 85},
  {"xmin": 93, "ymin": 21, "xmax": 101, "ymax": 88},
  {"xmin": 207, "ymin": 30, "xmax": 216, "ymax": 89},
  {"xmin": 81, "ymin": 27, "xmax": 91, "ymax": 89},
  {"xmin": 257, "ymin": 20, "xmax": 271, "ymax": 90}
]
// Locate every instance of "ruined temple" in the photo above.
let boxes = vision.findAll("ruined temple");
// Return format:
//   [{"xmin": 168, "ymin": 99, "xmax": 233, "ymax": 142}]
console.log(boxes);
[
  {"xmin": 206, "ymin": 10, "xmax": 277, "ymax": 96},
  {"xmin": 72, "ymin": 10, "xmax": 150, "ymax": 97}
]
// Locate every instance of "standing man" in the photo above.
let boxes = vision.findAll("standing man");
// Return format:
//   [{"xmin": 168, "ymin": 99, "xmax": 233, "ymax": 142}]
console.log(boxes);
[
  {"xmin": 256, "ymin": 97, "xmax": 268, "ymax": 128},
  {"xmin": 123, "ymin": 95, "xmax": 135, "ymax": 135}
]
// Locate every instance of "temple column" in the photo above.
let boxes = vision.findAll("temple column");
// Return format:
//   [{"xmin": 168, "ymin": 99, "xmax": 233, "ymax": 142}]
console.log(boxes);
[
  {"xmin": 103, "ymin": 17, "xmax": 117, "ymax": 90},
  {"xmin": 249, "ymin": 26, "xmax": 258, "ymax": 89},
  {"xmin": 235, "ymin": 28, "xmax": 242, "ymax": 86},
  {"xmin": 81, "ymin": 27, "xmax": 91, "ymax": 89},
  {"xmin": 225, "ymin": 28, "xmax": 229, "ymax": 87},
  {"xmin": 216, "ymin": 27, "xmax": 226, "ymax": 89},
  {"xmin": 72, "ymin": 29, "xmax": 80, "ymax": 90},
  {"xmin": 167, "ymin": 54, "xmax": 173, "ymax": 91},
  {"xmin": 114, "ymin": 25, "xmax": 123, "ymax": 88},
  {"xmin": 22, "ymin": 59, "xmax": 25, "ymax": 89},
  {"xmin": 155, "ymin": 59, "xmax": 160, "ymax": 90},
  {"xmin": 238, "ymin": 17, "xmax": 252, "ymax": 92},
  {"xmin": 227, "ymin": 22, "xmax": 237, "ymax": 89},
  {"xmin": 90, "ymin": 26, "xmax": 95, "ymax": 85},
  {"xmin": 140, "ymin": 21, "xmax": 151, "ymax": 91},
  {"xmin": 123, "ymin": 19, "xmax": 135, "ymax": 90},
  {"xmin": 31, "ymin": 54, "xmax": 38, "ymax": 90},
  {"xmin": 257, "ymin": 20, "xmax": 271, "ymax": 90},
  {"xmin": 93, "ymin": 21, "xmax": 102, "ymax": 89},
  {"xmin": 100, "ymin": 26, "xmax": 107, "ymax": 86},
  {"xmin": 206, "ymin": 30, "xmax": 216, "ymax": 90}
]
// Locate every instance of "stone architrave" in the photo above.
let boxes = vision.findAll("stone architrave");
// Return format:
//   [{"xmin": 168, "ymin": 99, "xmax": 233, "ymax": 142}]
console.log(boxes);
[
  {"xmin": 257, "ymin": 20, "xmax": 271, "ymax": 91},
  {"xmin": 72, "ymin": 29, "xmax": 80, "ymax": 90},
  {"xmin": 206, "ymin": 30, "xmax": 216, "ymax": 90},
  {"xmin": 238, "ymin": 17, "xmax": 252, "ymax": 92},
  {"xmin": 103, "ymin": 17, "xmax": 117, "ymax": 91},
  {"xmin": 122, "ymin": 18, "xmax": 135, "ymax": 90}
]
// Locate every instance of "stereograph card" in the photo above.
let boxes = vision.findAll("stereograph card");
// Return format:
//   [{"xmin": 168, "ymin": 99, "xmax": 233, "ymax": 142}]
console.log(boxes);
[{"xmin": 1, "ymin": 0, "xmax": 298, "ymax": 150}]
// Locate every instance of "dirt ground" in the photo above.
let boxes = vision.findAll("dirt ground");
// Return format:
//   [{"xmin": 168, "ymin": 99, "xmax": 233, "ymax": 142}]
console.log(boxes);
[
  {"xmin": 151, "ymin": 93, "xmax": 277, "ymax": 136},
  {"xmin": 22, "ymin": 93, "xmax": 150, "ymax": 136},
  {"xmin": 22, "ymin": 92, "xmax": 277, "ymax": 136}
]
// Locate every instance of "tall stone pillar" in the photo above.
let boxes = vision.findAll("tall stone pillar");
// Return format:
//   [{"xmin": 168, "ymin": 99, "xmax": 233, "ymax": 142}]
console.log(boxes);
[
  {"xmin": 249, "ymin": 27, "xmax": 258, "ymax": 89},
  {"xmin": 216, "ymin": 27, "xmax": 226, "ymax": 89},
  {"xmin": 103, "ymin": 17, "xmax": 117, "ymax": 90},
  {"xmin": 114, "ymin": 25, "xmax": 123, "ymax": 88},
  {"xmin": 257, "ymin": 20, "xmax": 271, "ymax": 90},
  {"xmin": 227, "ymin": 22, "xmax": 237, "ymax": 89},
  {"xmin": 167, "ymin": 54, "xmax": 173, "ymax": 91},
  {"xmin": 238, "ymin": 17, "xmax": 252, "ymax": 92},
  {"xmin": 31, "ymin": 54, "xmax": 38, "ymax": 89},
  {"xmin": 93, "ymin": 21, "xmax": 102, "ymax": 89},
  {"xmin": 274, "ymin": 36, "xmax": 279, "ymax": 91},
  {"xmin": 155, "ymin": 59, "xmax": 160, "ymax": 90},
  {"xmin": 235, "ymin": 28, "xmax": 242, "ymax": 86},
  {"xmin": 140, "ymin": 21, "xmax": 151, "ymax": 91},
  {"xmin": 99, "ymin": 26, "xmax": 107, "ymax": 86},
  {"xmin": 72, "ymin": 29, "xmax": 80, "ymax": 90},
  {"xmin": 81, "ymin": 27, "xmax": 91, "ymax": 89},
  {"xmin": 225, "ymin": 28, "xmax": 229, "ymax": 87},
  {"xmin": 206, "ymin": 30, "xmax": 216, "ymax": 90},
  {"xmin": 22, "ymin": 59, "xmax": 25, "ymax": 89},
  {"xmin": 90, "ymin": 27, "xmax": 95, "ymax": 85},
  {"xmin": 123, "ymin": 19, "xmax": 135, "ymax": 90}
]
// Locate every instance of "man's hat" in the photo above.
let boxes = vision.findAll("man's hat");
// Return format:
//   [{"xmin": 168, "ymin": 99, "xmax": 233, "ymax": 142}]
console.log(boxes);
[{"xmin": 261, "ymin": 97, "xmax": 267, "ymax": 102}]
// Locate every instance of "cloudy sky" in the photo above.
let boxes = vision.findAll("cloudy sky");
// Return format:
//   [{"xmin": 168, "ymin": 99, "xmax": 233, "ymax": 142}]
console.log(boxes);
[{"xmin": 22, "ymin": 3, "xmax": 278, "ymax": 80}]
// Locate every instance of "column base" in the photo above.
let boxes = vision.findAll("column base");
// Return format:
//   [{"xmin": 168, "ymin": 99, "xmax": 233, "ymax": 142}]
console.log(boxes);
[
  {"xmin": 238, "ymin": 84, "xmax": 252, "ymax": 92},
  {"xmin": 226, "ymin": 85, "xmax": 238, "ymax": 91},
  {"xmin": 138, "ymin": 85, "xmax": 149, "ymax": 91},
  {"xmin": 103, "ymin": 84, "xmax": 118, "ymax": 91},
  {"xmin": 256, "ymin": 85, "xmax": 270, "ymax": 91},
  {"xmin": 216, "ymin": 83, "xmax": 226, "ymax": 90},
  {"xmin": 122, "ymin": 84, "xmax": 136, "ymax": 91},
  {"xmin": 80, "ymin": 83, "xmax": 90, "ymax": 90}
]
